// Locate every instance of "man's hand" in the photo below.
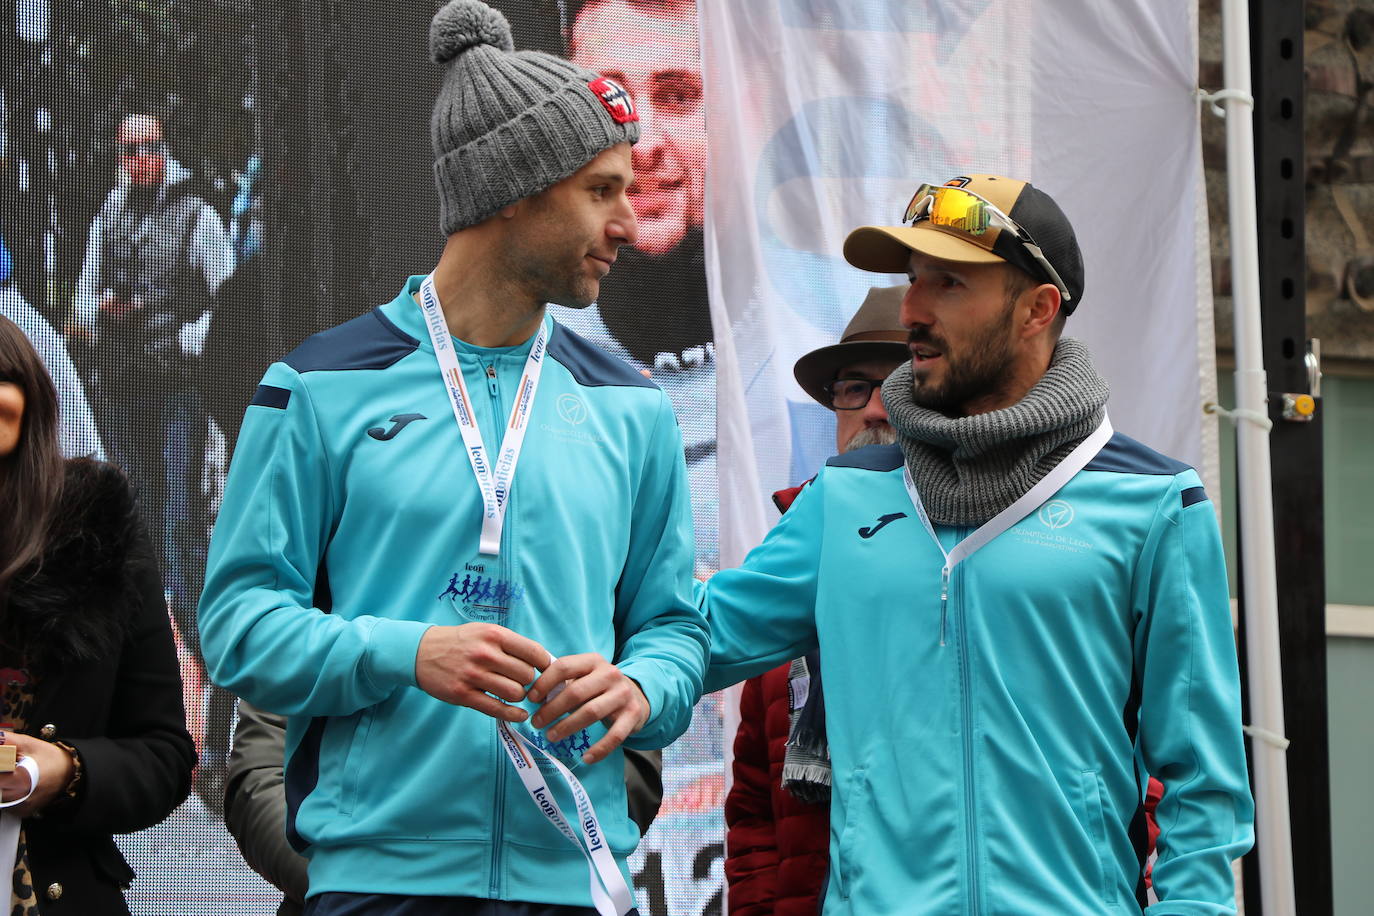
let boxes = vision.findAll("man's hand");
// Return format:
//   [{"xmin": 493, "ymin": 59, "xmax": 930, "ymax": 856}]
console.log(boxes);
[
  {"xmin": 415, "ymin": 623, "xmax": 549, "ymax": 722},
  {"xmin": 63, "ymin": 320, "xmax": 92, "ymax": 343},
  {"xmin": 98, "ymin": 291, "xmax": 141, "ymax": 320},
  {"xmin": 527, "ymin": 655, "xmax": 650, "ymax": 765}
]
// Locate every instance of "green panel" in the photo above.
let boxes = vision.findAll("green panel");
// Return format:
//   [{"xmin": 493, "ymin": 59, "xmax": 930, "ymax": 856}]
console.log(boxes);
[
  {"xmin": 1321, "ymin": 378, "xmax": 1374, "ymax": 916},
  {"xmin": 1328, "ymin": 638, "xmax": 1374, "ymax": 916},
  {"xmin": 1322, "ymin": 376, "xmax": 1374, "ymax": 606},
  {"xmin": 1214, "ymin": 373, "xmax": 1374, "ymax": 604},
  {"xmin": 1214, "ymin": 372, "xmax": 1374, "ymax": 915}
]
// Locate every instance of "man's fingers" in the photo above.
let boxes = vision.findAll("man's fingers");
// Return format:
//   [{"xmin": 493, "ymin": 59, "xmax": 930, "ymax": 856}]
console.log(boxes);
[
  {"xmin": 582, "ymin": 708, "xmax": 637, "ymax": 765},
  {"xmin": 590, "ymin": 684, "xmax": 652, "ymax": 763},
  {"xmin": 417, "ymin": 624, "xmax": 549, "ymax": 712},
  {"xmin": 497, "ymin": 628, "xmax": 553, "ymax": 671},
  {"xmin": 528, "ymin": 653, "xmax": 599, "ymax": 704},
  {"xmin": 451, "ymin": 624, "xmax": 542, "ymax": 685},
  {"xmin": 529, "ymin": 678, "xmax": 584, "ymax": 728},
  {"xmin": 472, "ymin": 672, "xmax": 530, "ymax": 705},
  {"xmin": 470, "ymin": 648, "xmax": 539, "ymax": 691},
  {"xmin": 531, "ymin": 662, "xmax": 615, "ymax": 728},
  {"xmin": 464, "ymin": 691, "xmax": 529, "ymax": 723},
  {"xmin": 544, "ymin": 690, "xmax": 619, "ymax": 743}
]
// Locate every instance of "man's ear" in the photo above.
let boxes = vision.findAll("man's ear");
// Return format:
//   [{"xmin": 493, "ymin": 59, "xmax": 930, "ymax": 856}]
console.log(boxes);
[
  {"xmin": 499, "ymin": 202, "xmax": 520, "ymax": 220},
  {"xmin": 1021, "ymin": 283, "xmax": 1062, "ymax": 339}
]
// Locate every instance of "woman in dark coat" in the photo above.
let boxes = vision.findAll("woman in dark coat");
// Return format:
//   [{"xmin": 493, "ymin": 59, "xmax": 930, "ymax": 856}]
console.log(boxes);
[{"xmin": 0, "ymin": 315, "xmax": 195, "ymax": 913}]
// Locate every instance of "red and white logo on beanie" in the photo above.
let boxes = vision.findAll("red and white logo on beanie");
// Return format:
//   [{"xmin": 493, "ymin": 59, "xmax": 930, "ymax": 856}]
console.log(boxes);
[{"xmin": 588, "ymin": 77, "xmax": 637, "ymax": 125}]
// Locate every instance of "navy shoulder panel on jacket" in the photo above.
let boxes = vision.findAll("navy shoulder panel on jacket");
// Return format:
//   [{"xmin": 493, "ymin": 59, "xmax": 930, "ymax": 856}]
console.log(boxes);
[
  {"xmin": 826, "ymin": 443, "xmax": 903, "ymax": 471},
  {"xmin": 547, "ymin": 321, "xmax": 656, "ymax": 389},
  {"xmin": 1085, "ymin": 432, "xmax": 1192, "ymax": 476},
  {"xmin": 283, "ymin": 308, "xmax": 419, "ymax": 374},
  {"xmin": 1181, "ymin": 486, "xmax": 1209, "ymax": 508}
]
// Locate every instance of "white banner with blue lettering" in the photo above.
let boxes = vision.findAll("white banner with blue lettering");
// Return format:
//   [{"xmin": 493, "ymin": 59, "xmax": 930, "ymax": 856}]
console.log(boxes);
[{"xmin": 701, "ymin": 0, "xmax": 1215, "ymax": 560}]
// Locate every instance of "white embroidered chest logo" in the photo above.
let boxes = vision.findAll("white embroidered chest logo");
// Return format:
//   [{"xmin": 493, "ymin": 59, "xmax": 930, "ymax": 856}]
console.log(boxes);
[
  {"xmin": 1038, "ymin": 499, "xmax": 1076, "ymax": 530},
  {"xmin": 557, "ymin": 394, "xmax": 588, "ymax": 426}
]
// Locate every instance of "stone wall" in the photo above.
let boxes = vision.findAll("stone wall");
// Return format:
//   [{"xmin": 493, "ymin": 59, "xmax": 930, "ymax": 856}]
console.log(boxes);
[{"xmin": 1202, "ymin": 0, "xmax": 1374, "ymax": 363}]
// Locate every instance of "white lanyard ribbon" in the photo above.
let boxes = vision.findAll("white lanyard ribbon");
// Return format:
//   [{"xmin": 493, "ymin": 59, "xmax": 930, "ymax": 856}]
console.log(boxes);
[
  {"xmin": 496, "ymin": 716, "xmax": 634, "ymax": 916},
  {"xmin": 902, "ymin": 415, "xmax": 1114, "ymax": 644},
  {"xmin": 0, "ymin": 756, "xmax": 40, "ymax": 899},
  {"xmin": 417, "ymin": 274, "xmax": 548, "ymax": 557}
]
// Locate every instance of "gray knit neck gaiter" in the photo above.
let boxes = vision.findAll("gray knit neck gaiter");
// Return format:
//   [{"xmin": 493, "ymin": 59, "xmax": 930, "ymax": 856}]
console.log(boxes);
[{"xmin": 880, "ymin": 337, "xmax": 1110, "ymax": 527}]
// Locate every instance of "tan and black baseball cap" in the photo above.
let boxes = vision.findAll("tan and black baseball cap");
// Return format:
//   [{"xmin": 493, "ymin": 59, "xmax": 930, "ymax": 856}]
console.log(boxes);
[
  {"xmin": 843, "ymin": 175, "xmax": 1085, "ymax": 314},
  {"xmin": 793, "ymin": 284, "xmax": 910, "ymax": 407}
]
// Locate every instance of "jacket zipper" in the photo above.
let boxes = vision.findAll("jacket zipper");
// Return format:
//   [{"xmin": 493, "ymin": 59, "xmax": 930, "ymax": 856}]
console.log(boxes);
[
  {"xmin": 939, "ymin": 564, "xmax": 951, "ymax": 646},
  {"xmin": 485, "ymin": 359, "xmax": 505, "ymax": 900},
  {"xmin": 954, "ymin": 551, "xmax": 982, "ymax": 915}
]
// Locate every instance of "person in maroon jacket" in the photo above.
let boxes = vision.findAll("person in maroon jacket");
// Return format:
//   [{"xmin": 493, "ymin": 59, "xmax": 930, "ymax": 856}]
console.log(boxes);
[{"xmin": 724, "ymin": 285, "xmax": 908, "ymax": 916}]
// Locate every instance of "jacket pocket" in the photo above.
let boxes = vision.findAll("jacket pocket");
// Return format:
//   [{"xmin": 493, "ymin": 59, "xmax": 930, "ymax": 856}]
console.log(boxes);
[
  {"xmin": 337, "ymin": 706, "xmax": 376, "ymax": 817},
  {"xmin": 89, "ymin": 837, "xmax": 136, "ymax": 889},
  {"xmin": 834, "ymin": 766, "xmax": 869, "ymax": 901},
  {"xmin": 1078, "ymin": 768, "xmax": 1118, "ymax": 907}
]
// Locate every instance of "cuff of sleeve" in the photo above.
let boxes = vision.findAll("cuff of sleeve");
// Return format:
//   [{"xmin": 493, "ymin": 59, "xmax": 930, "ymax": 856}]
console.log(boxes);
[
  {"xmin": 362, "ymin": 619, "xmax": 432, "ymax": 691},
  {"xmin": 617, "ymin": 659, "xmax": 669, "ymax": 747}
]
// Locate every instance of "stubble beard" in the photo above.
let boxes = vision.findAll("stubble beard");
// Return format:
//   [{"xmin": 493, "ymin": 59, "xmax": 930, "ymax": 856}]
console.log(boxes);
[
  {"xmin": 507, "ymin": 193, "xmax": 602, "ymax": 309},
  {"xmin": 543, "ymin": 267, "xmax": 599, "ymax": 310},
  {"xmin": 505, "ymin": 229, "xmax": 599, "ymax": 311},
  {"xmin": 910, "ymin": 298, "xmax": 1018, "ymax": 416}
]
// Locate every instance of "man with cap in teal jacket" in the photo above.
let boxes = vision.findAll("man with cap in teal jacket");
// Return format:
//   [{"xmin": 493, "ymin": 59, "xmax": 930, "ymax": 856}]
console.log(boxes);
[
  {"xmin": 704, "ymin": 175, "xmax": 1254, "ymax": 915},
  {"xmin": 198, "ymin": 2, "xmax": 707, "ymax": 913}
]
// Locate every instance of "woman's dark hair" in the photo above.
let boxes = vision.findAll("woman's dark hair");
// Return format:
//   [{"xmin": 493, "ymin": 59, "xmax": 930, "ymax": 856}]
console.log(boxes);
[{"xmin": 0, "ymin": 315, "xmax": 64, "ymax": 607}]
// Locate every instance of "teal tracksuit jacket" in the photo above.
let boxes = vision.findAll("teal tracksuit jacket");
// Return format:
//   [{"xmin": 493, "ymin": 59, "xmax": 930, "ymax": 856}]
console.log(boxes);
[
  {"xmin": 705, "ymin": 439, "xmax": 1254, "ymax": 915},
  {"xmin": 199, "ymin": 277, "xmax": 708, "ymax": 904}
]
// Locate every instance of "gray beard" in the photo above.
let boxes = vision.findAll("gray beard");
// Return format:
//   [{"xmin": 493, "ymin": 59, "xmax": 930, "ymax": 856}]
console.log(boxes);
[{"xmin": 844, "ymin": 425, "xmax": 898, "ymax": 451}]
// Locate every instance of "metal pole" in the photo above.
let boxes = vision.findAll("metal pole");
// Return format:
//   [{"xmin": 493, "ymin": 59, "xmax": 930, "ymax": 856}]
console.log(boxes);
[{"xmin": 1219, "ymin": 0, "xmax": 1296, "ymax": 912}]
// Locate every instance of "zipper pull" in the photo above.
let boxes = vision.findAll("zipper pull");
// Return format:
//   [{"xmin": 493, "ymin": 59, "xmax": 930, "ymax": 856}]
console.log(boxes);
[
  {"xmin": 485, "ymin": 364, "xmax": 498, "ymax": 396},
  {"xmin": 939, "ymin": 565, "xmax": 950, "ymax": 647}
]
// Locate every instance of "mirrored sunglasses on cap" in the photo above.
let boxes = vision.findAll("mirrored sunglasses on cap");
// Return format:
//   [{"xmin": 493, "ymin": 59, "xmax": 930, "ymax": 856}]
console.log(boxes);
[{"xmin": 903, "ymin": 183, "xmax": 1073, "ymax": 303}]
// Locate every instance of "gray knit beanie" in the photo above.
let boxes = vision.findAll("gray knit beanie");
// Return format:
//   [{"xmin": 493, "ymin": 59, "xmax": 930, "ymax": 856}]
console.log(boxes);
[{"xmin": 429, "ymin": 0, "xmax": 641, "ymax": 234}]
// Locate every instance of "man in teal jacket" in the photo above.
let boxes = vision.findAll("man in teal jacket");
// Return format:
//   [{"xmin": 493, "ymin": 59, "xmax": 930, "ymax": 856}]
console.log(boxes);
[
  {"xmin": 705, "ymin": 175, "xmax": 1254, "ymax": 915},
  {"xmin": 198, "ymin": 2, "xmax": 707, "ymax": 913}
]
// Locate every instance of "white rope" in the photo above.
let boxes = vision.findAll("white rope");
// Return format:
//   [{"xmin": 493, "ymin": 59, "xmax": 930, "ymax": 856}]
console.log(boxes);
[
  {"xmin": 1196, "ymin": 87, "xmax": 1255, "ymax": 118},
  {"xmin": 1203, "ymin": 400, "xmax": 1274, "ymax": 431},
  {"xmin": 1242, "ymin": 723, "xmax": 1291, "ymax": 750}
]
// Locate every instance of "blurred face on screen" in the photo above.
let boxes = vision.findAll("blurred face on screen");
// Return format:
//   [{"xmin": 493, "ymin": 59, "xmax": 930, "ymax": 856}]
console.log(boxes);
[
  {"xmin": 117, "ymin": 114, "xmax": 167, "ymax": 188},
  {"xmin": 570, "ymin": 0, "xmax": 704, "ymax": 257}
]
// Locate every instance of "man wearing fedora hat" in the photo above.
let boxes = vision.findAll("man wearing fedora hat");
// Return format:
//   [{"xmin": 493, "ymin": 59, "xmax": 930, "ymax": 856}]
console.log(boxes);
[
  {"xmin": 703, "ymin": 175, "xmax": 1253, "ymax": 914},
  {"xmin": 724, "ymin": 284, "xmax": 908, "ymax": 916}
]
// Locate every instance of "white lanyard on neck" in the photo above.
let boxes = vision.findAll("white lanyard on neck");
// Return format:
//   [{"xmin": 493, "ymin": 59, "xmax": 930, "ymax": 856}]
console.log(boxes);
[
  {"xmin": 417, "ymin": 274, "xmax": 548, "ymax": 557},
  {"xmin": 902, "ymin": 415, "xmax": 1113, "ymax": 644}
]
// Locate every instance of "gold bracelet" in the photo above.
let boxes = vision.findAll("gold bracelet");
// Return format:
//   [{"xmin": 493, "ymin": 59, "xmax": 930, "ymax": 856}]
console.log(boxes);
[{"xmin": 51, "ymin": 741, "xmax": 83, "ymax": 800}]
